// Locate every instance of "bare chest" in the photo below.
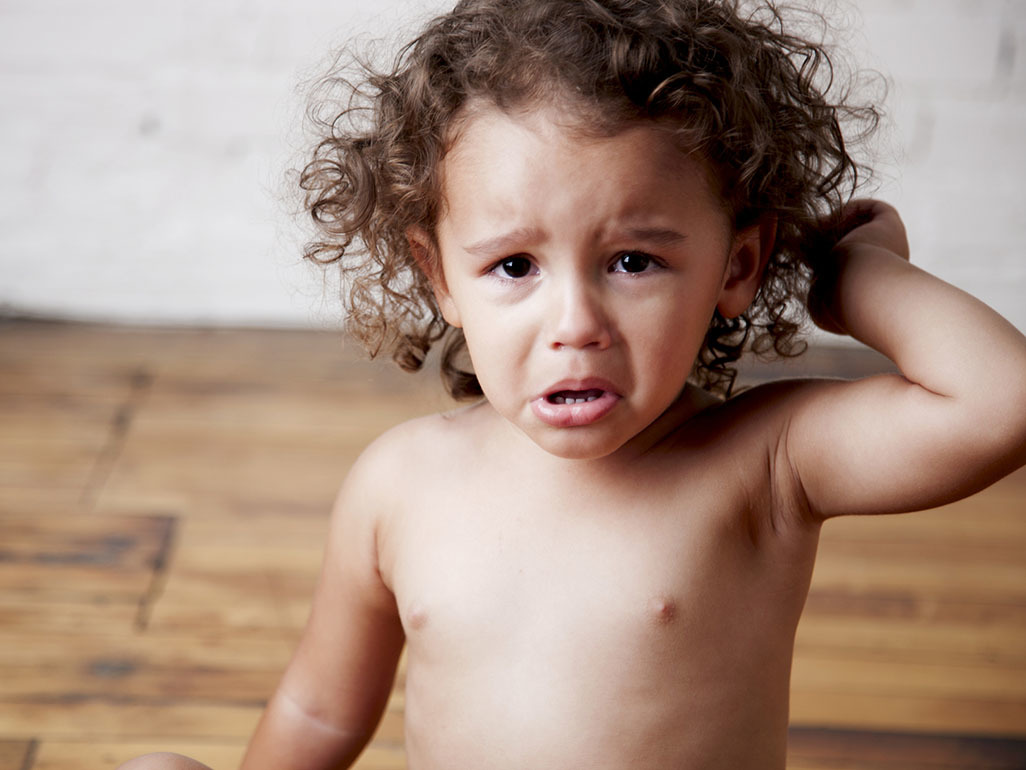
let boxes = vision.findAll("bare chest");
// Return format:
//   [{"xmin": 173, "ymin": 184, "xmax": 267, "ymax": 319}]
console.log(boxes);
[
  {"xmin": 388, "ymin": 478, "xmax": 813, "ymax": 675},
  {"xmin": 384, "ymin": 481, "xmax": 816, "ymax": 769}
]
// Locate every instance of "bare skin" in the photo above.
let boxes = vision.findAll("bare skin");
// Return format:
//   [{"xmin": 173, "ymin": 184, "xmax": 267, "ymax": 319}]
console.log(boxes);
[
  {"xmin": 118, "ymin": 111, "xmax": 1026, "ymax": 770},
  {"xmin": 377, "ymin": 387, "xmax": 819, "ymax": 769}
]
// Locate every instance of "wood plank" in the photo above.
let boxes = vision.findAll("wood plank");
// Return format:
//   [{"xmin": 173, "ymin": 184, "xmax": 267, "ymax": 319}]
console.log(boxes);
[
  {"xmin": 790, "ymin": 689, "xmax": 1026, "ymax": 737},
  {"xmin": 0, "ymin": 432, "xmax": 107, "ymax": 493},
  {"xmin": 0, "ymin": 324, "xmax": 157, "ymax": 402},
  {"xmin": 134, "ymin": 371, "xmax": 445, "ymax": 432},
  {"xmin": 0, "ymin": 323, "xmax": 151, "ymax": 505},
  {"xmin": 795, "ymin": 614, "xmax": 1026, "ymax": 667},
  {"xmin": 0, "ymin": 513, "xmax": 172, "ymax": 609},
  {"xmin": 0, "ymin": 513, "xmax": 171, "ymax": 569},
  {"xmin": 143, "ymin": 518, "xmax": 320, "ymax": 635},
  {"xmin": 808, "ymin": 552, "xmax": 1026, "ymax": 604},
  {"xmin": 817, "ymin": 505, "xmax": 1026, "ymax": 551},
  {"xmin": 787, "ymin": 725, "xmax": 1026, "ymax": 769},
  {"xmin": 0, "ymin": 697, "xmax": 403, "ymax": 743},
  {"xmin": 0, "ymin": 739, "xmax": 34, "ymax": 770},
  {"xmin": 145, "ymin": 570, "xmax": 306, "ymax": 636},
  {"xmin": 0, "ymin": 598, "xmax": 140, "ymax": 634},
  {"xmin": 0, "ymin": 700, "xmax": 263, "ymax": 741},
  {"xmin": 4, "ymin": 322, "xmax": 1026, "ymax": 765},
  {"xmin": 793, "ymin": 653, "xmax": 1026, "ymax": 702},
  {"xmin": 0, "ymin": 632, "xmax": 291, "ymax": 695},
  {"xmin": 94, "ymin": 422, "xmax": 371, "ymax": 513},
  {"xmin": 803, "ymin": 586, "xmax": 1026, "ymax": 626}
]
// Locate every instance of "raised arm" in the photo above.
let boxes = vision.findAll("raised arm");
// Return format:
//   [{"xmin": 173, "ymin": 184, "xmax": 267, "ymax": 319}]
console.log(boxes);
[
  {"xmin": 785, "ymin": 200, "xmax": 1026, "ymax": 519},
  {"xmin": 240, "ymin": 446, "xmax": 405, "ymax": 770}
]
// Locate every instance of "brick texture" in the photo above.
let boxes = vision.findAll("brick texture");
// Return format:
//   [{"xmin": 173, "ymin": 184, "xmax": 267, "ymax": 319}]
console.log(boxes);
[{"xmin": 1, "ymin": 0, "xmax": 1023, "ymax": 331}]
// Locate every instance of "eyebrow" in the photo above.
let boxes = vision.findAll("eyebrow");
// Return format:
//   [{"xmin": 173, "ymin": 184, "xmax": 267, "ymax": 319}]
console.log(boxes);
[
  {"xmin": 463, "ymin": 226, "xmax": 688, "ymax": 256},
  {"xmin": 618, "ymin": 227, "xmax": 689, "ymax": 247},
  {"xmin": 462, "ymin": 227, "xmax": 543, "ymax": 257}
]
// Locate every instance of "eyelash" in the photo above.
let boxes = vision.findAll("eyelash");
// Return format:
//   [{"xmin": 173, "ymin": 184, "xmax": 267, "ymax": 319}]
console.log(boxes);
[
  {"xmin": 488, "ymin": 251, "xmax": 662, "ymax": 281},
  {"xmin": 610, "ymin": 251, "xmax": 661, "ymax": 274},
  {"xmin": 490, "ymin": 255, "xmax": 535, "ymax": 280}
]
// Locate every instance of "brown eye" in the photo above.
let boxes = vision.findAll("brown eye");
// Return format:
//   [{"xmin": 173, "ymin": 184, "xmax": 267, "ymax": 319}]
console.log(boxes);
[
  {"xmin": 499, "ymin": 256, "xmax": 533, "ymax": 278},
  {"xmin": 613, "ymin": 252, "xmax": 652, "ymax": 273}
]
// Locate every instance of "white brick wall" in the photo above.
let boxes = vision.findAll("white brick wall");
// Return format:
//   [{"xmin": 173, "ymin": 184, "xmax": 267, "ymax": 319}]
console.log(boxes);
[
  {"xmin": 852, "ymin": 0, "xmax": 1026, "ymax": 334},
  {"xmin": 1, "ymin": 0, "xmax": 1023, "ymax": 332},
  {"xmin": 0, "ymin": 0, "xmax": 443, "ymax": 326}
]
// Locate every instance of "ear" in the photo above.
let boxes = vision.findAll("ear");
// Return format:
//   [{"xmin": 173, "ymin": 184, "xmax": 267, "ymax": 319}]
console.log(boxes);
[
  {"xmin": 716, "ymin": 215, "xmax": 777, "ymax": 319},
  {"xmin": 406, "ymin": 225, "xmax": 462, "ymax": 328}
]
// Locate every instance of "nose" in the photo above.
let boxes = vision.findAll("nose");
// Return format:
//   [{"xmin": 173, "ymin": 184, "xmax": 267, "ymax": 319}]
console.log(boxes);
[{"xmin": 548, "ymin": 279, "xmax": 613, "ymax": 351}]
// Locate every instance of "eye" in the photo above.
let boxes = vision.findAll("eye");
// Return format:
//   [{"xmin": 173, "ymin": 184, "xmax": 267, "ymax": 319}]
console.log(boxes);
[
  {"xmin": 494, "ymin": 255, "xmax": 534, "ymax": 279},
  {"xmin": 610, "ymin": 252, "xmax": 655, "ymax": 274}
]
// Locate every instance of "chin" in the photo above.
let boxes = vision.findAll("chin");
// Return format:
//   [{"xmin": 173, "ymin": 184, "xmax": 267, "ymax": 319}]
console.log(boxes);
[{"xmin": 530, "ymin": 428, "xmax": 628, "ymax": 461}]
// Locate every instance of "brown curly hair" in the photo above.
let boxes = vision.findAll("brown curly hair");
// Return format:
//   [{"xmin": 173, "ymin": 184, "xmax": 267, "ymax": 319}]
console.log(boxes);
[{"xmin": 300, "ymin": 0, "xmax": 879, "ymax": 398}]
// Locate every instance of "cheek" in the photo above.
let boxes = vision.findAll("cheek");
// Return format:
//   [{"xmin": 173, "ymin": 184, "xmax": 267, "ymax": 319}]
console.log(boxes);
[
  {"xmin": 457, "ymin": 311, "xmax": 522, "ymax": 382},
  {"xmin": 632, "ymin": 284, "xmax": 718, "ymax": 339},
  {"xmin": 628, "ymin": 297, "xmax": 716, "ymax": 376}
]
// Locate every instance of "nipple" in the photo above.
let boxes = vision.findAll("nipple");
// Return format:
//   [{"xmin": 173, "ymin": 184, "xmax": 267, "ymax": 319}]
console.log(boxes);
[
  {"xmin": 406, "ymin": 604, "xmax": 428, "ymax": 631},
  {"xmin": 649, "ymin": 596, "xmax": 677, "ymax": 625}
]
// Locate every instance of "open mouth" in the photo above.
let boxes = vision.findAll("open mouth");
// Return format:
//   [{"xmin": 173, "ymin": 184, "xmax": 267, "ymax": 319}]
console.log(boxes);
[
  {"xmin": 532, "ymin": 383, "xmax": 621, "ymax": 428},
  {"xmin": 547, "ymin": 388, "xmax": 604, "ymax": 405}
]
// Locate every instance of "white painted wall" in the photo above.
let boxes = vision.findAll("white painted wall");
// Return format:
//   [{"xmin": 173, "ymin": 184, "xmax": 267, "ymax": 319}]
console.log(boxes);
[{"xmin": 1, "ymin": 0, "xmax": 1023, "ymax": 331}]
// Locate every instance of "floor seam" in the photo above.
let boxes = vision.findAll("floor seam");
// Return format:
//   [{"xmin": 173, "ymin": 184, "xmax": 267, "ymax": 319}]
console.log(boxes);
[
  {"xmin": 19, "ymin": 738, "xmax": 38, "ymax": 770},
  {"xmin": 80, "ymin": 367, "xmax": 154, "ymax": 510},
  {"xmin": 135, "ymin": 514, "xmax": 179, "ymax": 632}
]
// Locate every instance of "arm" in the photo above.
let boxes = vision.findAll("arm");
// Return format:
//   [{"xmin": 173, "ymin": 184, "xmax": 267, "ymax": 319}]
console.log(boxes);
[
  {"xmin": 240, "ymin": 447, "xmax": 405, "ymax": 770},
  {"xmin": 786, "ymin": 199, "xmax": 1026, "ymax": 519}
]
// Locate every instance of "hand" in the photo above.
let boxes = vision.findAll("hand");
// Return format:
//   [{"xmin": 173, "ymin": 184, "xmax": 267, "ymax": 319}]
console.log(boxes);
[
  {"xmin": 830, "ymin": 199, "xmax": 909, "ymax": 261},
  {"xmin": 808, "ymin": 199, "xmax": 909, "ymax": 333}
]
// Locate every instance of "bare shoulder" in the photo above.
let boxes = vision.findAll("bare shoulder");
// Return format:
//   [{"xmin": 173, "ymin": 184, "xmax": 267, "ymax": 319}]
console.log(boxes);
[
  {"xmin": 693, "ymin": 377, "xmax": 831, "ymax": 445},
  {"xmin": 355, "ymin": 403, "xmax": 486, "ymax": 474},
  {"xmin": 310, "ymin": 407, "xmax": 484, "ymax": 612},
  {"xmin": 338, "ymin": 403, "xmax": 491, "ymax": 518},
  {"xmin": 334, "ymin": 404, "xmax": 493, "ymax": 591},
  {"xmin": 686, "ymin": 377, "xmax": 850, "ymax": 528}
]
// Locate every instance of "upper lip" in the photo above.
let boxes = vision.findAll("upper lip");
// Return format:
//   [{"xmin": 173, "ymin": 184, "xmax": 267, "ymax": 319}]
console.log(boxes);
[{"xmin": 539, "ymin": 377, "xmax": 621, "ymax": 399}]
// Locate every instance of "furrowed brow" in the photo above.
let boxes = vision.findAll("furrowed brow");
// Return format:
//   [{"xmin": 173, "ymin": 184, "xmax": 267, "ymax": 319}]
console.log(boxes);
[
  {"xmin": 461, "ymin": 225, "xmax": 687, "ymax": 256},
  {"xmin": 463, "ymin": 227, "xmax": 543, "ymax": 257},
  {"xmin": 619, "ymin": 227, "xmax": 689, "ymax": 247}
]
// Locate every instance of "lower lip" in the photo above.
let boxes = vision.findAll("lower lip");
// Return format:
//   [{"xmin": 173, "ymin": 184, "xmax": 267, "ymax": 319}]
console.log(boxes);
[{"xmin": 530, "ymin": 391, "xmax": 621, "ymax": 428}]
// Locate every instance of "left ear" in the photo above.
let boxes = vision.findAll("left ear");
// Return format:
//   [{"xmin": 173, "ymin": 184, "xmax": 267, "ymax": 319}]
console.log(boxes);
[
  {"xmin": 716, "ymin": 215, "xmax": 777, "ymax": 319},
  {"xmin": 406, "ymin": 225, "xmax": 462, "ymax": 328}
]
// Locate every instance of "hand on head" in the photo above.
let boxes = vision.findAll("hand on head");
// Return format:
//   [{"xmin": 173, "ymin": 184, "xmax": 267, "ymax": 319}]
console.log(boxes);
[{"xmin": 831, "ymin": 199, "xmax": 909, "ymax": 261}]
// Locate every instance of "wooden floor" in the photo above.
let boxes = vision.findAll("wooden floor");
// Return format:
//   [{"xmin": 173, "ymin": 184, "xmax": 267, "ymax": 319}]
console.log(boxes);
[{"xmin": 1, "ymin": 319, "xmax": 1024, "ymax": 770}]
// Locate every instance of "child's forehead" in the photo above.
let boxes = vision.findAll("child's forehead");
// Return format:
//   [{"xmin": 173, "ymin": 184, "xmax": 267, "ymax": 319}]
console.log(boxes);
[
  {"xmin": 434, "ymin": 101, "xmax": 732, "ymax": 241},
  {"xmin": 437, "ymin": 99, "xmax": 725, "ymax": 215}
]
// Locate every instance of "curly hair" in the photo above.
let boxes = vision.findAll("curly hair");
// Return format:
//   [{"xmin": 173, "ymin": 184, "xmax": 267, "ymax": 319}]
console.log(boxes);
[{"xmin": 300, "ymin": 0, "xmax": 879, "ymax": 398}]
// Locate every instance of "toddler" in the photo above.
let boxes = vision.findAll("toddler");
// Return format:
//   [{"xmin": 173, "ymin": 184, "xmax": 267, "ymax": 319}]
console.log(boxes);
[{"xmin": 121, "ymin": 1, "xmax": 1026, "ymax": 768}]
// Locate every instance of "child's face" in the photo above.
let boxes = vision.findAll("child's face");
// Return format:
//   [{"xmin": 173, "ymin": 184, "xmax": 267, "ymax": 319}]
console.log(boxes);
[{"xmin": 419, "ymin": 104, "xmax": 765, "ymax": 460}]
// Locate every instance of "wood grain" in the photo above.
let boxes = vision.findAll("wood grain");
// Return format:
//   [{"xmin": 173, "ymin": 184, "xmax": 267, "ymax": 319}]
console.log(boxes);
[{"xmin": 1, "ymin": 320, "xmax": 1023, "ymax": 770}]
